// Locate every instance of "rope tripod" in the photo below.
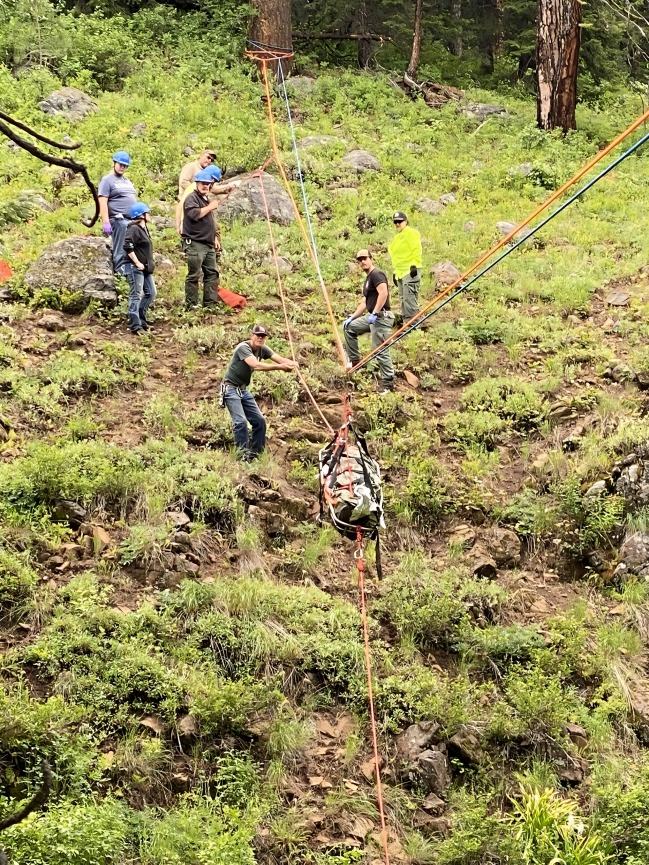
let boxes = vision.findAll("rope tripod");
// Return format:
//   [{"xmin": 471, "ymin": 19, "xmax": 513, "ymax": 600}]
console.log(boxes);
[{"xmin": 246, "ymin": 39, "xmax": 391, "ymax": 865}]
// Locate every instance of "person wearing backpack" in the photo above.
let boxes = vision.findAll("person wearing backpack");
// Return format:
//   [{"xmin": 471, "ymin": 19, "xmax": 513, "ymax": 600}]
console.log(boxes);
[
  {"xmin": 221, "ymin": 324, "xmax": 298, "ymax": 461},
  {"xmin": 123, "ymin": 202, "xmax": 156, "ymax": 336}
]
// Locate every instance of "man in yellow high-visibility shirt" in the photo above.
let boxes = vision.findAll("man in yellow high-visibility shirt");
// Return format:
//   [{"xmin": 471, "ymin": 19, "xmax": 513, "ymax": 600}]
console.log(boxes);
[{"xmin": 387, "ymin": 210, "xmax": 422, "ymax": 323}]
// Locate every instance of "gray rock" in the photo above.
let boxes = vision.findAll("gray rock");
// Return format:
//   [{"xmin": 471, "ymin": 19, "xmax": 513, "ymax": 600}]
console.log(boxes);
[
  {"xmin": 216, "ymin": 172, "xmax": 294, "ymax": 226},
  {"xmin": 396, "ymin": 721, "xmax": 440, "ymax": 762},
  {"xmin": 462, "ymin": 103, "xmax": 507, "ymax": 122},
  {"xmin": 463, "ymin": 221, "xmax": 476, "ymax": 232},
  {"xmin": 418, "ymin": 198, "xmax": 444, "ymax": 215},
  {"xmin": 18, "ymin": 190, "xmax": 55, "ymax": 214},
  {"xmin": 38, "ymin": 87, "xmax": 97, "ymax": 122},
  {"xmin": 53, "ymin": 500, "xmax": 87, "ymax": 527},
  {"xmin": 410, "ymin": 748, "xmax": 451, "ymax": 796},
  {"xmin": 496, "ymin": 221, "xmax": 532, "ymax": 242},
  {"xmin": 606, "ymin": 291, "xmax": 631, "ymax": 307},
  {"xmin": 508, "ymin": 162, "xmax": 533, "ymax": 177},
  {"xmin": 299, "ymin": 135, "xmax": 342, "ymax": 148},
  {"xmin": 431, "ymin": 261, "xmax": 461, "ymax": 286},
  {"xmin": 620, "ymin": 532, "xmax": 649, "ymax": 571},
  {"xmin": 447, "ymin": 726, "xmax": 486, "ymax": 766},
  {"xmin": 153, "ymin": 252, "xmax": 175, "ymax": 273},
  {"xmin": 342, "ymin": 149, "xmax": 381, "ymax": 173},
  {"xmin": 130, "ymin": 122, "xmax": 147, "ymax": 137},
  {"xmin": 285, "ymin": 76, "xmax": 317, "ymax": 95},
  {"xmin": 485, "ymin": 527, "xmax": 521, "ymax": 567},
  {"xmin": 265, "ymin": 255, "xmax": 292, "ymax": 274},
  {"xmin": 183, "ymin": 147, "xmax": 194, "ymax": 157},
  {"xmin": 151, "ymin": 216, "xmax": 176, "ymax": 230},
  {"xmin": 24, "ymin": 236, "xmax": 117, "ymax": 312},
  {"xmin": 439, "ymin": 192, "xmax": 457, "ymax": 205},
  {"xmin": 469, "ymin": 547, "xmax": 498, "ymax": 580},
  {"xmin": 448, "ymin": 524, "xmax": 476, "ymax": 551},
  {"xmin": 584, "ymin": 480, "xmax": 607, "ymax": 498},
  {"xmin": 37, "ymin": 313, "xmax": 66, "ymax": 332},
  {"xmin": 610, "ymin": 363, "xmax": 635, "ymax": 383}
]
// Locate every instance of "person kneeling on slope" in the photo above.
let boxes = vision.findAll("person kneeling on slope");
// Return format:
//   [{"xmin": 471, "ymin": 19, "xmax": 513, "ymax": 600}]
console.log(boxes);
[
  {"xmin": 123, "ymin": 202, "xmax": 156, "ymax": 336},
  {"xmin": 221, "ymin": 324, "xmax": 298, "ymax": 461},
  {"xmin": 343, "ymin": 250, "xmax": 395, "ymax": 394}
]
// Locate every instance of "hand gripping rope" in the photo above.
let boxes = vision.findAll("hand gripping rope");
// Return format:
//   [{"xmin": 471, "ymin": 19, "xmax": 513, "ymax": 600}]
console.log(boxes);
[
  {"xmin": 246, "ymin": 40, "xmax": 391, "ymax": 865},
  {"xmin": 351, "ymin": 106, "xmax": 649, "ymax": 373}
]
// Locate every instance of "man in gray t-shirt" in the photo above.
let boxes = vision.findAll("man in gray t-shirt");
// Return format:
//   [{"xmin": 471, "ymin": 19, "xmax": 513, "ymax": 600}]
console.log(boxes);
[
  {"xmin": 98, "ymin": 150, "xmax": 137, "ymax": 275},
  {"xmin": 222, "ymin": 323, "xmax": 298, "ymax": 461}
]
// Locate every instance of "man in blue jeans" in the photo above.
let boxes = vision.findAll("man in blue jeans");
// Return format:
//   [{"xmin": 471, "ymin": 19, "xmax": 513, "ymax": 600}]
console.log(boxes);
[
  {"xmin": 221, "ymin": 324, "xmax": 298, "ymax": 461},
  {"xmin": 98, "ymin": 150, "xmax": 137, "ymax": 275},
  {"xmin": 123, "ymin": 202, "xmax": 156, "ymax": 336}
]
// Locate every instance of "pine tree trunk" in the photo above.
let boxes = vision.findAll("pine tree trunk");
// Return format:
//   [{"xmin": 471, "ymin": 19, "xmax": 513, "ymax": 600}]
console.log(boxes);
[
  {"xmin": 450, "ymin": 0, "xmax": 462, "ymax": 57},
  {"xmin": 407, "ymin": 0, "xmax": 424, "ymax": 76},
  {"xmin": 248, "ymin": 0, "xmax": 294, "ymax": 75},
  {"xmin": 536, "ymin": 0, "xmax": 581, "ymax": 132},
  {"xmin": 357, "ymin": 0, "xmax": 373, "ymax": 68}
]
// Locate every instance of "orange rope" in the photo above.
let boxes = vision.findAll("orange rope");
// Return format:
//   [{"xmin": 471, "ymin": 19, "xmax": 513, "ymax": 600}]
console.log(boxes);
[
  {"xmin": 352, "ymin": 105, "xmax": 649, "ymax": 372},
  {"xmin": 259, "ymin": 59, "xmax": 349, "ymax": 373},
  {"xmin": 254, "ymin": 170, "xmax": 335, "ymax": 435},
  {"xmin": 355, "ymin": 527, "xmax": 390, "ymax": 865}
]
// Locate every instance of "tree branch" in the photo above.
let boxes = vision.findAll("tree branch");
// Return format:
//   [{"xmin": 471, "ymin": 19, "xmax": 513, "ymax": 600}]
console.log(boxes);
[
  {"xmin": 0, "ymin": 118, "xmax": 99, "ymax": 227},
  {"xmin": 293, "ymin": 31, "xmax": 389, "ymax": 42},
  {"xmin": 0, "ymin": 762, "xmax": 53, "ymax": 865},
  {"xmin": 0, "ymin": 111, "xmax": 81, "ymax": 150}
]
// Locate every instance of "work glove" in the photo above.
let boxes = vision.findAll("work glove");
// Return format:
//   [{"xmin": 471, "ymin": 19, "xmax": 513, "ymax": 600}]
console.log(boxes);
[
  {"xmin": 367, "ymin": 313, "xmax": 377, "ymax": 325},
  {"xmin": 343, "ymin": 316, "xmax": 354, "ymax": 329},
  {"xmin": 392, "ymin": 274, "xmax": 398, "ymax": 287},
  {"xmin": 410, "ymin": 265, "xmax": 418, "ymax": 278},
  {"xmin": 102, "ymin": 221, "xmax": 112, "ymax": 235}
]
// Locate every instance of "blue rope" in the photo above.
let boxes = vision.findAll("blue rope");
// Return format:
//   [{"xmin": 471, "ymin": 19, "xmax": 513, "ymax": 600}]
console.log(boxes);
[
  {"xmin": 276, "ymin": 58, "xmax": 322, "ymax": 271},
  {"xmin": 354, "ymin": 128, "xmax": 649, "ymax": 368}
]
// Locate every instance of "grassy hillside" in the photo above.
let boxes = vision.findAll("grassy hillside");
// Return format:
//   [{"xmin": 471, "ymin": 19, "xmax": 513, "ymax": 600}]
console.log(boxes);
[{"xmin": 2, "ymin": 60, "xmax": 649, "ymax": 865}]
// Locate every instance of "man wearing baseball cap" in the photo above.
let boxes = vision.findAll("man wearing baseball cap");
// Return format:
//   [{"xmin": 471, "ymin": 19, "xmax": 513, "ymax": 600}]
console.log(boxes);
[
  {"xmin": 342, "ymin": 250, "xmax": 395, "ymax": 394},
  {"xmin": 221, "ymin": 324, "xmax": 298, "ymax": 461},
  {"xmin": 178, "ymin": 148, "xmax": 218, "ymax": 196},
  {"xmin": 388, "ymin": 211, "xmax": 423, "ymax": 322}
]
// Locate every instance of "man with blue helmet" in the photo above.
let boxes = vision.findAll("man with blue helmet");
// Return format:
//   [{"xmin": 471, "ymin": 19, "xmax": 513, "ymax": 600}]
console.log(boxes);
[
  {"xmin": 123, "ymin": 202, "xmax": 156, "ymax": 336},
  {"xmin": 98, "ymin": 150, "xmax": 137, "ymax": 275},
  {"xmin": 181, "ymin": 167, "xmax": 221, "ymax": 310}
]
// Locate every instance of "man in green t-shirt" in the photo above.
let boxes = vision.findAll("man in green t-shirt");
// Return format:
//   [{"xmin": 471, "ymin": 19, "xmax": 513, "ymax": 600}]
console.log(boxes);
[{"xmin": 222, "ymin": 324, "xmax": 298, "ymax": 461}]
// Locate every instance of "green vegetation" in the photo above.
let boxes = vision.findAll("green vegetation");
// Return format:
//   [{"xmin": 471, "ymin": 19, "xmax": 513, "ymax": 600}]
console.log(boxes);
[{"xmin": 3, "ymin": 14, "xmax": 649, "ymax": 863}]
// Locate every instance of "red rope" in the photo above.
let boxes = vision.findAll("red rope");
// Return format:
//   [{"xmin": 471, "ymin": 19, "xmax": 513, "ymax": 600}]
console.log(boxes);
[{"xmin": 355, "ymin": 527, "xmax": 390, "ymax": 865}]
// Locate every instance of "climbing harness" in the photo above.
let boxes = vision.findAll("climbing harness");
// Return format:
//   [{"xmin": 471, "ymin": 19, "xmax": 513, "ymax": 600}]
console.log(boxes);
[
  {"xmin": 351, "ymin": 106, "xmax": 649, "ymax": 374},
  {"xmin": 247, "ymin": 40, "xmax": 390, "ymax": 864}
]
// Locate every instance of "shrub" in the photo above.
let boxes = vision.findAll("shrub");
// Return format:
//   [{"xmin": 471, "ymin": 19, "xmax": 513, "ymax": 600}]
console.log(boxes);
[
  {"xmin": 443, "ymin": 409, "xmax": 507, "ymax": 448},
  {"xmin": 0, "ymin": 799, "xmax": 131, "ymax": 865},
  {"xmin": 460, "ymin": 377, "xmax": 546, "ymax": 430},
  {"xmin": 0, "ymin": 544, "xmax": 38, "ymax": 620}
]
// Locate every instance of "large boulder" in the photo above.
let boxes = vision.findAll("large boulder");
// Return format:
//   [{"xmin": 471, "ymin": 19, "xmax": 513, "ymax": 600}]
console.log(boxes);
[
  {"xmin": 38, "ymin": 87, "xmax": 97, "ymax": 122},
  {"xmin": 342, "ymin": 150, "xmax": 381, "ymax": 173},
  {"xmin": 24, "ymin": 236, "xmax": 117, "ymax": 311},
  {"xmin": 299, "ymin": 135, "xmax": 343, "ymax": 148},
  {"xmin": 216, "ymin": 172, "xmax": 294, "ymax": 226},
  {"xmin": 431, "ymin": 261, "xmax": 461, "ymax": 286},
  {"xmin": 620, "ymin": 533, "xmax": 649, "ymax": 574},
  {"xmin": 461, "ymin": 103, "xmax": 507, "ymax": 122}
]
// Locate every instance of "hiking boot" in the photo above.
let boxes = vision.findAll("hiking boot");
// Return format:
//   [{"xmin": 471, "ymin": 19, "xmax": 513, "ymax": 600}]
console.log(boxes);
[
  {"xmin": 377, "ymin": 380, "xmax": 395, "ymax": 395},
  {"xmin": 132, "ymin": 328, "xmax": 145, "ymax": 338}
]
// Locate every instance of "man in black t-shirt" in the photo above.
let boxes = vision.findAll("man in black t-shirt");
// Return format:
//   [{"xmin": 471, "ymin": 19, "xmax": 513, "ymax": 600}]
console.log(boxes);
[
  {"xmin": 221, "ymin": 324, "xmax": 298, "ymax": 461},
  {"xmin": 342, "ymin": 250, "xmax": 395, "ymax": 393}
]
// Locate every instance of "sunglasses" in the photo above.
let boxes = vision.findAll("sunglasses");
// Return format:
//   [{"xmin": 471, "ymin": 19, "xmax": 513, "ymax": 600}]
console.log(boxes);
[
  {"xmin": 205, "ymin": 155, "xmax": 215, "ymax": 161},
  {"xmin": 254, "ymin": 332, "xmax": 268, "ymax": 338},
  {"xmin": 357, "ymin": 256, "xmax": 369, "ymax": 262},
  {"xmin": 393, "ymin": 219, "xmax": 405, "ymax": 225}
]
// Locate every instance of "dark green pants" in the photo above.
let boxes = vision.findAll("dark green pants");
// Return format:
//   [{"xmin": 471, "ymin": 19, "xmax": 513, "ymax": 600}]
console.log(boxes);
[{"xmin": 183, "ymin": 240, "xmax": 219, "ymax": 309}]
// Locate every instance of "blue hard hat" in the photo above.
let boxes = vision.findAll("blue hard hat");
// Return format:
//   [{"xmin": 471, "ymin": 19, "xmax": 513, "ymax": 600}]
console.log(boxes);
[
  {"xmin": 207, "ymin": 165, "xmax": 222, "ymax": 181},
  {"xmin": 112, "ymin": 150, "xmax": 131, "ymax": 166},
  {"xmin": 194, "ymin": 168, "xmax": 216, "ymax": 183},
  {"xmin": 130, "ymin": 202, "xmax": 150, "ymax": 219}
]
